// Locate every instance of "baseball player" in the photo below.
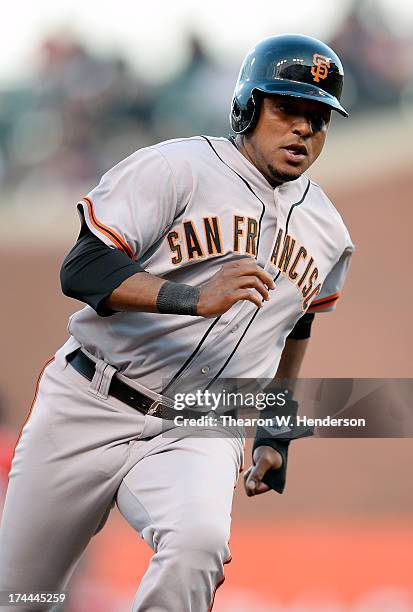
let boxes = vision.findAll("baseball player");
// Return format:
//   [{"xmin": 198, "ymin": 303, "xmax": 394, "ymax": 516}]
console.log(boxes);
[{"xmin": 0, "ymin": 34, "xmax": 354, "ymax": 611}]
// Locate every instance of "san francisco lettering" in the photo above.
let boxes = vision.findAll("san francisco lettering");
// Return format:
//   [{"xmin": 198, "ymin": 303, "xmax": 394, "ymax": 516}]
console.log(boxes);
[
  {"xmin": 167, "ymin": 215, "xmax": 259, "ymax": 264},
  {"xmin": 166, "ymin": 217, "xmax": 321, "ymax": 311},
  {"xmin": 270, "ymin": 228, "xmax": 321, "ymax": 310}
]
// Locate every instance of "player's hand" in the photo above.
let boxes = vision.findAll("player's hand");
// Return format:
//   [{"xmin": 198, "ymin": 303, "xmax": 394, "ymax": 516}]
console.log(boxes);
[
  {"xmin": 243, "ymin": 446, "xmax": 283, "ymax": 497},
  {"xmin": 196, "ymin": 259, "xmax": 275, "ymax": 317}
]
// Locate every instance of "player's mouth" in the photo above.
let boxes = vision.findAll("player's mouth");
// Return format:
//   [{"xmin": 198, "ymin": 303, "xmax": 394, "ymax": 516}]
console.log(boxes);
[{"xmin": 281, "ymin": 143, "xmax": 308, "ymax": 164}]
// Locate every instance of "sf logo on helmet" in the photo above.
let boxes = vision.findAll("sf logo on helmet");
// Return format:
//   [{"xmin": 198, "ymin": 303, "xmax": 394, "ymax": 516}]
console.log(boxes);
[{"xmin": 311, "ymin": 53, "xmax": 331, "ymax": 83}]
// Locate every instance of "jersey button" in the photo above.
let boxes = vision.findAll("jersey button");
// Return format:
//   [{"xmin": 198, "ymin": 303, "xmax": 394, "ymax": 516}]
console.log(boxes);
[
  {"xmin": 231, "ymin": 325, "xmax": 239, "ymax": 333},
  {"xmin": 201, "ymin": 366, "xmax": 210, "ymax": 374}
]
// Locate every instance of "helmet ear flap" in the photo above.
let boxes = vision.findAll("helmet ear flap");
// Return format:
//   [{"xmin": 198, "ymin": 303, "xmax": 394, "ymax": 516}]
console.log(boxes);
[
  {"xmin": 243, "ymin": 91, "xmax": 260, "ymax": 133},
  {"xmin": 232, "ymin": 100, "xmax": 242, "ymax": 121},
  {"xmin": 230, "ymin": 90, "xmax": 261, "ymax": 133},
  {"xmin": 230, "ymin": 98, "xmax": 245, "ymax": 133}
]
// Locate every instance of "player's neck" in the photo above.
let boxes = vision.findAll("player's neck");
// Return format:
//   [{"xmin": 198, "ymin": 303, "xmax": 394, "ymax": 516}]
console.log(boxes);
[{"xmin": 230, "ymin": 135, "xmax": 283, "ymax": 189}]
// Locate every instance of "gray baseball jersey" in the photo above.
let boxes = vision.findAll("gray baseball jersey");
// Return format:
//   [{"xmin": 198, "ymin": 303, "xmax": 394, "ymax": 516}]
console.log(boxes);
[{"xmin": 72, "ymin": 135, "xmax": 354, "ymax": 392}]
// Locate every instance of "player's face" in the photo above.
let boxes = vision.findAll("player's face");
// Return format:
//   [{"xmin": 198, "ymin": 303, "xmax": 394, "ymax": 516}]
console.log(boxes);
[{"xmin": 242, "ymin": 95, "xmax": 331, "ymax": 186}]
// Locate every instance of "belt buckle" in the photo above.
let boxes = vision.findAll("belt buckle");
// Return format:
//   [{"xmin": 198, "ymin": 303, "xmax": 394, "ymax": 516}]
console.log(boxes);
[{"xmin": 146, "ymin": 399, "xmax": 163, "ymax": 417}]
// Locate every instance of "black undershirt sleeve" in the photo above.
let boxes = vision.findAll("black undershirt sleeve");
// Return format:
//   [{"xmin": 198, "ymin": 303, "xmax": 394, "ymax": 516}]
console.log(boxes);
[
  {"xmin": 60, "ymin": 223, "xmax": 145, "ymax": 317},
  {"xmin": 286, "ymin": 312, "xmax": 315, "ymax": 340}
]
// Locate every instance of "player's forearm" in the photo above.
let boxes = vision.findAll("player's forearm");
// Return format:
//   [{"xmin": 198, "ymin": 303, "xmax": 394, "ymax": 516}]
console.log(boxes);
[
  {"xmin": 101, "ymin": 272, "xmax": 167, "ymax": 313},
  {"xmin": 275, "ymin": 337, "xmax": 310, "ymax": 382},
  {"xmin": 60, "ymin": 224, "xmax": 197, "ymax": 316},
  {"xmin": 103, "ymin": 257, "xmax": 275, "ymax": 317},
  {"xmin": 251, "ymin": 337, "xmax": 312, "ymax": 496},
  {"xmin": 271, "ymin": 312, "xmax": 314, "ymax": 393}
]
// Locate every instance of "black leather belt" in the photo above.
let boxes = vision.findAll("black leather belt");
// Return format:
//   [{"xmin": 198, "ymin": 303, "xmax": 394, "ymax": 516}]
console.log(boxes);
[{"xmin": 66, "ymin": 348, "xmax": 209, "ymax": 421}]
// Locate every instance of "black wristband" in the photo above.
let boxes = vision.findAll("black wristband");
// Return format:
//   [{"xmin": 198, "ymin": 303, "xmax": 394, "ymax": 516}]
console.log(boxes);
[
  {"xmin": 156, "ymin": 281, "xmax": 201, "ymax": 316},
  {"xmin": 253, "ymin": 396, "xmax": 314, "ymax": 442}
]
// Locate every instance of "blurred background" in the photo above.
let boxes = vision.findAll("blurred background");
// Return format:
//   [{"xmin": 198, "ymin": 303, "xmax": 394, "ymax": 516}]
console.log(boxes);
[{"xmin": 1, "ymin": 0, "xmax": 412, "ymax": 609}]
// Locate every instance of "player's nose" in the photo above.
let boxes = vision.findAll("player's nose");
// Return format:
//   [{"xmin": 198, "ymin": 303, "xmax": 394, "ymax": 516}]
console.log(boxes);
[{"xmin": 291, "ymin": 115, "xmax": 313, "ymax": 138}]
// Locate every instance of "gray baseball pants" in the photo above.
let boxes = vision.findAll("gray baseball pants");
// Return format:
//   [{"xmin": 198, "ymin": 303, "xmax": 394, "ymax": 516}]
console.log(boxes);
[{"xmin": 0, "ymin": 340, "xmax": 244, "ymax": 611}]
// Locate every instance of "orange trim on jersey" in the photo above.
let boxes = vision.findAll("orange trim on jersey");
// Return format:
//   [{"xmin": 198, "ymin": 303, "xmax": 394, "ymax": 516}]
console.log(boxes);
[
  {"xmin": 310, "ymin": 291, "xmax": 340, "ymax": 306},
  {"xmin": 307, "ymin": 303, "xmax": 332, "ymax": 312},
  {"xmin": 208, "ymin": 554, "xmax": 232, "ymax": 611},
  {"xmin": 11, "ymin": 356, "xmax": 55, "ymax": 460},
  {"xmin": 82, "ymin": 196, "xmax": 134, "ymax": 259},
  {"xmin": 307, "ymin": 291, "xmax": 340, "ymax": 311}
]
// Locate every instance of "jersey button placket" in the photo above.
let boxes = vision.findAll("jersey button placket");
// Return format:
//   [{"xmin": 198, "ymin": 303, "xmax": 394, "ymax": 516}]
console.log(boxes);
[{"xmin": 273, "ymin": 186, "xmax": 282, "ymax": 223}]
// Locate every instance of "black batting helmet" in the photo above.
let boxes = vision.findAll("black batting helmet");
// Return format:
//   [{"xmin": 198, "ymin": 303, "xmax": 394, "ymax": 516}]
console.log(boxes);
[{"xmin": 230, "ymin": 33, "xmax": 348, "ymax": 134}]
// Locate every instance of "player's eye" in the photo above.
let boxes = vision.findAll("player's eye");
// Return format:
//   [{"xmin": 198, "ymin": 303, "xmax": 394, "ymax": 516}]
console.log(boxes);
[
  {"xmin": 277, "ymin": 103, "xmax": 295, "ymax": 114},
  {"xmin": 310, "ymin": 112, "xmax": 330, "ymax": 132}
]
